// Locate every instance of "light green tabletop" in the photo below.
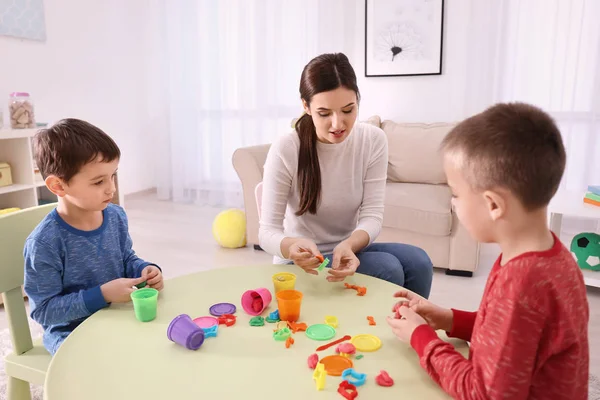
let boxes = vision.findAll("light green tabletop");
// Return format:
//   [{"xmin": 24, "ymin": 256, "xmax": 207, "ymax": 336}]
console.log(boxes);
[{"xmin": 44, "ymin": 264, "xmax": 468, "ymax": 399}]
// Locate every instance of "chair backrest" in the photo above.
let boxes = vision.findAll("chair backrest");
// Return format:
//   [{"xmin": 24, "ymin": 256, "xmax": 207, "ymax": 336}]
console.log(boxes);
[
  {"xmin": 0, "ymin": 203, "xmax": 57, "ymax": 354},
  {"xmin": 255, "ymin": 181, "xmax": 263, "ymax": 219},
  {"xmin": 0, "ymin": 203, "xmax": 57, "ymax": 294}
]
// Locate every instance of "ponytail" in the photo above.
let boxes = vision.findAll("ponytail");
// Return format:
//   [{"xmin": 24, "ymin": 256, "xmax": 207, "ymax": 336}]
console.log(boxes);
[{"xmin": 295, "ymin": 113, "xmax": 321, "ymax": 216}]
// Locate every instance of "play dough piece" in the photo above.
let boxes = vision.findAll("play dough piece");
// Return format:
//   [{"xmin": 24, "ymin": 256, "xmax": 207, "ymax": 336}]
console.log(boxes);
[
  {"xmin": 317, "ymin": 258, "xmax": 330, "ymax": 271},
  {"xmin": 306, "ymin": 324, "xmax": 336, "ymax": 341},
  {"xmin": 341, "ymin": 368, "xmax": 366, "ymax": 387},
  {"xmin": 273, "ymin": 327, "xmax": 291, "ymax": 341},
  {"xmin": 336, "ymin": 343, "xmax": 356, "ymax": 356},
  {"xmin": 320, "ymin": 355, "xmax": 353, "ymax": 376},
  {"xmin": 193, "ymin": 316, "xmax": 219, "ymax": 329},
  {"xmin": 376, "ymin": 370, "xmax": 394, "ymax": 387},
  {"xmin": 351, "ymin": 334, "xmax": 382, "ymax": 352},
  {"xmin": 249, "ymin": 316, "xmax": 265, "ymax": 326},
  {"xmin": 252, "ymin": 298, "xmax": 263, "ymax": 313},
  {"xmin": 338, "ymin": 381, "xmax": 358, "ymax": 400},
  {"xmin": 315, "ymin": 335, "xmax": 351, "ymax": 351},
  {"xmin": 209, "ymin": 303, "xmax": 236, "ymax": 316}
]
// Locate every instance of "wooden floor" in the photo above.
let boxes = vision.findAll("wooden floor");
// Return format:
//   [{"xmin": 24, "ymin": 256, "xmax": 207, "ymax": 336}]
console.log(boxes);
[{"xmin": 2, "ymin": 191, "xmax": 600, "ymax": 377}]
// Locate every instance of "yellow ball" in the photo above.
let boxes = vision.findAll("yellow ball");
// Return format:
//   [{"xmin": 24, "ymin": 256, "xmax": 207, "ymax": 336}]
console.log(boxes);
[{"xmin": 212, "ymin": 209, "xmax": 247, "ymax": 249}]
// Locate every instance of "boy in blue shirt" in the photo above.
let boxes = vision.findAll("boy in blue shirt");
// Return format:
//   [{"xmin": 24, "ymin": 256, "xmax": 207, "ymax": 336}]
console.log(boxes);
[{"xmin": 24, "ymin": 118, "xmax": 163, "ymax": 355}]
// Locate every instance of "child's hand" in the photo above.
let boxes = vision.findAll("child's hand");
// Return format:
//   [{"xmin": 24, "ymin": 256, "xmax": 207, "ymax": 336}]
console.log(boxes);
[
  {"xmin": 386, "ymin": 306, "xmax": 428, "ymax": 343},
  {"xmin": 142, "ymin": 265, "xmax": 164, "ymax": 291},
  {"xmin": 101, "ymin": 277, "xmax": 146, "ymax": 303},
  {"xmin": 391, "ymin": 289, "xmax": 453, "ymax": 332}
]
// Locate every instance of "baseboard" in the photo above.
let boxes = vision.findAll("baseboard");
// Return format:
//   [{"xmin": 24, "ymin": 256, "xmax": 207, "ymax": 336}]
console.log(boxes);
[
  {"xmin": 445, "ymin": 269, "xmax": 473, "ymax": 277},
  {"xmin": 124, "ymin": 187, "xmax": 157, "ymax": 200}
]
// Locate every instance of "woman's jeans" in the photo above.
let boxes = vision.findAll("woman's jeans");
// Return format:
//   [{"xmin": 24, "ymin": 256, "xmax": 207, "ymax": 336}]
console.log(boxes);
[{"xmin": 354, "ymin": 243, "xmax": 433, "ymax": 298}]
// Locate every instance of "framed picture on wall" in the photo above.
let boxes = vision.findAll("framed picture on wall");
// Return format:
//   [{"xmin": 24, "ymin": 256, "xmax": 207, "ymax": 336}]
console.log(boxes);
[{"xmin": 365, "ymin": 0, "xmax": 444, "ymax": 77}]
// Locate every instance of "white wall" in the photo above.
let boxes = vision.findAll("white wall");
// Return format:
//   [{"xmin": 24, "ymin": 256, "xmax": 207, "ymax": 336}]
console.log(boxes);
[
  {"xmin": 348, "ymin": 1, "xmax": 472, "ymax": 123},
  {"xmin": 0, "ymin": 0, "xmax": 472, "ymax": 195},
  {"xmin": 0, "ymin": 0, "xmax": 155, "ymax": 195}
]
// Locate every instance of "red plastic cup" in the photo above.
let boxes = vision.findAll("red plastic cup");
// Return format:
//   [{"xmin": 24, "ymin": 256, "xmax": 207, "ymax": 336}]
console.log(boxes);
[
  {"xmin": 241, "ymin": 288, "xmax": 272, "ymax": 315},
  {"xmin": 276, "ymin": 290, "xmax": 303, "ymax": 322}
]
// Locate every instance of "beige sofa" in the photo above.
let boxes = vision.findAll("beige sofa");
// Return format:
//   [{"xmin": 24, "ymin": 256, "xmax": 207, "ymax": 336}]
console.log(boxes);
[{"xmin": 232, "ymin": 116, "xmax": 480, "ymax": 276}]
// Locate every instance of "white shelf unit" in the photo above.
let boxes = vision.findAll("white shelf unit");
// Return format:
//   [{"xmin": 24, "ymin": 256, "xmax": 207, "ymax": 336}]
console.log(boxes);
[
  {"xmin": 0, "ymin": 128, "xmax": 42, "ymax": 210},
  {"xmin": 0, "ymin": 128, "xmax": 124, "ymax": 211}
]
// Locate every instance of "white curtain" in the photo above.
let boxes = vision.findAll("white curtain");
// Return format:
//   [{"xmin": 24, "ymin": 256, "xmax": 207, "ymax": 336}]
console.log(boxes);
[
  {"xmin": 147, "ymin": 0, "xmax": 354, "ymax": 208},
  {"xmin": 465, "ymin": 0, "xmax": 600, "ymax": 195}
]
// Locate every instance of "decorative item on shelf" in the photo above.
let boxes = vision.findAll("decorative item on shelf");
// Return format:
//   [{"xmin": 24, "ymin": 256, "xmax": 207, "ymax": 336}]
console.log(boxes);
[
  {"xmin": 583, "ymin": 185, "xmax": 600, "ymax": 208},
  {"xmin": 570, "ymin": 232, "xmax": 600, "ymax": 272},
  {"xmin": 9, "ymin": 92, "xmax": 36, "ymax": 129},
  {"xmin": 34, "ymin": 166, "xmax": 43, "ymax": 183},
  {"xmin": 0, "ymin": 162, "xmax": 13, "ymax": 187}
]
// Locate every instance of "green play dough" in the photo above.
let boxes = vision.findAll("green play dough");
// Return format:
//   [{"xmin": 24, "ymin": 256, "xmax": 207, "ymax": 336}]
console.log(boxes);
[
  {"xmin": 570, "ymin": 232, "xmax": 600, "ymax": 271},
  {"xmin": 249, "ymin": 316, "xmax": 265, "ymax": 326},
  {"xmin": 305, "ymin": 324, "xmax": 336, "ymax": 341},
  {"xmin": 273, "ymin": 327, "xmax": 291, "ymax": 341}
]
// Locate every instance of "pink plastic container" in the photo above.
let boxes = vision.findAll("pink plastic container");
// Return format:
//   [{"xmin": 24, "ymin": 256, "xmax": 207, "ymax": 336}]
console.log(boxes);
[{"xmin": 241, "ymin": 287, "xmax": 272, "ymax": 315}]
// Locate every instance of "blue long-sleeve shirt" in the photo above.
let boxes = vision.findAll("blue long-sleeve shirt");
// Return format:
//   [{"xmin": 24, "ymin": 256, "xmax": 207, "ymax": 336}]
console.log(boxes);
[{"xmin": 23, "ymin": 204, "xmax": 157, "ymax": 355}]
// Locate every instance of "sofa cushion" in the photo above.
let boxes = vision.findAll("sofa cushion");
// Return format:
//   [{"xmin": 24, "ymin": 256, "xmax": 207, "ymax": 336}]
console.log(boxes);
[
  {"xmin": 383, "ymin": 182, "xmax": 453, "ymax": 237},
  {"xmin": 381, "ymin": 121, "xmax": 455, "ymax": 185},
  {"xmin": 363, "ymin": 115, "xmax": 382, "ymax": 128}
]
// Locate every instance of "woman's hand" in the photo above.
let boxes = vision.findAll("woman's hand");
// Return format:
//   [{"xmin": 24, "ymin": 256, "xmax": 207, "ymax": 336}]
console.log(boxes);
[
  {"xmin": 288, "ymin": 239, "xmax": 323, "ymax": 275},
  {"xmin": 327, "ymin": 241, "xmax": 360, "ymax": 282}
]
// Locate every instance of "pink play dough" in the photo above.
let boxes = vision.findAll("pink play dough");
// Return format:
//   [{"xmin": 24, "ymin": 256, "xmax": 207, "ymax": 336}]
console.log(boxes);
[
  {"xmin": 307, "ymin": 353, "xmax": 319, "ymax": 369},
  {"xmin": 335, "ymin": 343, "xmax": 356, "ymax": 355}
]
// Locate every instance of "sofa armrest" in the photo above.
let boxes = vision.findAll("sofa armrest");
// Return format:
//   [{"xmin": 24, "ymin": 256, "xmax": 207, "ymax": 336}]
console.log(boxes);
[
  {"xmin": 448, "ymin": 212, "xmax": 480, "ymax": 273},
  {"xmin": 232, "ymin": 144, "xmax": 271, "ymax": 246}
]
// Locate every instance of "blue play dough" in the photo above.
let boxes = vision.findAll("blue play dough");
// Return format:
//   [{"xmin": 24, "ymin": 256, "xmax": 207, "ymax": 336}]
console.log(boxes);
[{"xmin": 342, "ymin": 368, "xmax": 367, "ymax": 387}]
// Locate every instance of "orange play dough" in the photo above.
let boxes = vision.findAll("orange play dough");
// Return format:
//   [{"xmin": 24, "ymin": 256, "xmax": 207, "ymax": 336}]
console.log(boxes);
[{"xmin": 319, "ymin": 355, "xmax": 353, "ymax": 376}]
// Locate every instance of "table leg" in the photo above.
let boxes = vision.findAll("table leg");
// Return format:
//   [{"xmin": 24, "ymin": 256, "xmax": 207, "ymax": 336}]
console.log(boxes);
[{"xmin": 549, "ymin": 212, "xmax": 563, "ymax": 237}]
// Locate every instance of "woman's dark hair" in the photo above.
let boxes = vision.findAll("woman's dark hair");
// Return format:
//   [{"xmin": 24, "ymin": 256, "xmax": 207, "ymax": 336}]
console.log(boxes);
[{"xmin": 295, "ymin": 53, "xmax": 360, "ymax": 216}]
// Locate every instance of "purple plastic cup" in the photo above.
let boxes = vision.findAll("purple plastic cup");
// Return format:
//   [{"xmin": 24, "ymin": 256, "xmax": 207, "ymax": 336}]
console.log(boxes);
[
  {"xmin": 167, "ymin": 314, "xmax": 205, "ymax": 350},
  {"xmin": 241, "ymin": 287, "xmax": 272, "ymax": 316}
]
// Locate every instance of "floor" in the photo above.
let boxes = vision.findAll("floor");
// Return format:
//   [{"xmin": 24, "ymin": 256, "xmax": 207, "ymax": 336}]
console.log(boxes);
[{"xmin": 2, "ymin": 191, "xmax": 600, "ymax": 378}]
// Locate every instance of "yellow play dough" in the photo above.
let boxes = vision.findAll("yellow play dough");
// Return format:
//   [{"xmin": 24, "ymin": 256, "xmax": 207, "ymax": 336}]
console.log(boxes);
[{"xmin": 351, "ymin": 334, "xmax": 382, "ymax": 352}]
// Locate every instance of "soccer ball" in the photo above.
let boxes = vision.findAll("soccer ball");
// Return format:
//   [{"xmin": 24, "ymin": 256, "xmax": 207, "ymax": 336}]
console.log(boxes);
[{"xmin": 570, "ymin": 232, "xmax": 600, "ymax": 271}]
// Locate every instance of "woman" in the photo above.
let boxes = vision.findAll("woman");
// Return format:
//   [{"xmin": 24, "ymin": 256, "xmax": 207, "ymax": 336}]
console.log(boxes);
[{"xmin": 259, "ymin": 53, "xmax": 433, "ymax": 298}]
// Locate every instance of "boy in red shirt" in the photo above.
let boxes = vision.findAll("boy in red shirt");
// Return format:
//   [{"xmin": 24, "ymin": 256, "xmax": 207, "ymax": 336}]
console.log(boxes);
[{"xmin": 387, "ymin": 102, "xmax": 589, "ymax": 399}]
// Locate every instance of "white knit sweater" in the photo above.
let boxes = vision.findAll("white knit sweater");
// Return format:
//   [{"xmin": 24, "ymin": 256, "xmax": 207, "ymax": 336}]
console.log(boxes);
[{"xmin": 258, "ymin": 122, "xmax": 388, "ymax": 263}]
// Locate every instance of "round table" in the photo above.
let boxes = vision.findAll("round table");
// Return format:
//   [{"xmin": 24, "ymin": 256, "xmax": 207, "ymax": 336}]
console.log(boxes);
[{"xmin": 44, "ymin": 264, "xmax": 468, "ymax": 399}]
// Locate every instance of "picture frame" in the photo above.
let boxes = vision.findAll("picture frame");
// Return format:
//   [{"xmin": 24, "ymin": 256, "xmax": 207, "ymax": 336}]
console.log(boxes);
[{"xmin": 365, "ymin": 0, "xmax": 444, "ymax": 77}]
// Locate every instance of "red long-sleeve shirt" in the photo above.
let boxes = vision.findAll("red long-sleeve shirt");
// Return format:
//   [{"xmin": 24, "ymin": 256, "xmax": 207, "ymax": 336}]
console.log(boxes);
[{"xmin": 411, "ymin": 232, "xmax": 589, "ymax": 399}]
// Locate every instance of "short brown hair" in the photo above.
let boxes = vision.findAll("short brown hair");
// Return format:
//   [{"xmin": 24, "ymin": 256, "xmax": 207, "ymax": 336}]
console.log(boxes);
[
  {"xmin": 441, "ymin": 102, "xmax": 566, "ymax": 210},
  {"xmin": 34, "ymin": 118, "xmax": 121, "ymax": 182}
]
